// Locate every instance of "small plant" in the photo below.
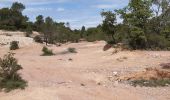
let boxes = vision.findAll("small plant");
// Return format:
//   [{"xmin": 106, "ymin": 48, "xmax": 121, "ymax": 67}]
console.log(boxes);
[
  {"xmin": 0, "ymin": 53, "xmax": 27, "ymax": 92},
  {"xmin": 10, "ymin": 41, "xmax": 19, "ymax": 50},
  {"xmin": 42, "ymin": 46, "xmax": 54, "ymax": 56},
  {"xmin": 131, "ymin": 79, "xmax": 170, "ymax": 87},
  {"xmin": 34, "ymin": 35, "xmax": 43, "ymax": 43},
  {"xmin": 68, "ymin": 48, "xmax": 77, "ymax": 53}
]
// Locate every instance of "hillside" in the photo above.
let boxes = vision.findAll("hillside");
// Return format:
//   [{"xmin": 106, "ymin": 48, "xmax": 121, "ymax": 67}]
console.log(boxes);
[{"xmin": 0, "ymin": 30, "xmax": 39, "ymax": 47}]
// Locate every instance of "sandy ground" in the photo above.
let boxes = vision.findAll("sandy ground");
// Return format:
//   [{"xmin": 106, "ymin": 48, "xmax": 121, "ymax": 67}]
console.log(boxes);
[{"xmin": 0, "ymin": 41, "xmax": 170, "ymax": 100}]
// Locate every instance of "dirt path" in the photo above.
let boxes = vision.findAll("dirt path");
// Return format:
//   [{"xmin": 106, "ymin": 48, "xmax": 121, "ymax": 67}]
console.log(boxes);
[{"xmin": 0, "ymin": 41, "xmax": 170, "ymax": 100}]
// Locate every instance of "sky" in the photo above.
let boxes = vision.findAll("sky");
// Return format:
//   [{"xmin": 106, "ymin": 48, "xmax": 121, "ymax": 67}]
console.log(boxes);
[{"xmin": 0, "ymin": 0, "xmax": 129, "ymax": 29}]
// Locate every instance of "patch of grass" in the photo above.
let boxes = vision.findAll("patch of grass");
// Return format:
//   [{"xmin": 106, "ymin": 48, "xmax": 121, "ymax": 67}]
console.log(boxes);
[
  {"xmin": 68, "ymin": 48, "xmax": 77, "ymax": 53},
  {"xmin": 0, "ymin": 78, "xmax": 27, "ymax": 92},
  {"xmin": 131, "ymin": 79, "xmax": 170, "ymax": 87},
  {"xmin": 41, "ymin": 46, "xmax": 55, "ymax": 56}
]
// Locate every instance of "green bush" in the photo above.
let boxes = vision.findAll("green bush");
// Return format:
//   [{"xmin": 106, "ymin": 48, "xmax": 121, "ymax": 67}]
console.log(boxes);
[
  {"xmin": 147, "ymin": 34, "xmax": 170, "ymax": 50},
  {"xmin": 131, "ymin": 79, "xmax": 170, "ymax": 87},
  {"xmin": 68, "ymin": 48, "xmax": 77, "ymax": 53},
  {"xmin": 42, "ymin": 46, "xmax": 54, "ymax": 56},
  {"xmin": 0, "ymin": 53, "xmax": 27, "ymax": 92},
  {"xmin": 10, "ymin": 41, "xmax": 19, "ymax": 50},
  {"xmin": 34, "ymin": 35, "xmax": 43, "ymax": 43},
  {"xmin": 128, "ymin": 27, "xmax": 147, "ymax": 49}
]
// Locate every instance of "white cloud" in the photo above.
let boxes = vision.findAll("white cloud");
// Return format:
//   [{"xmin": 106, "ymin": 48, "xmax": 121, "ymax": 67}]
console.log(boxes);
[
  {"xmin": 0, "ymin": 0, "xmax": 69, "ymax": 5},
  {"xmin": 24, "ymin": 7, "xmax": 65, "ymax": 13},
  {"xmin": 24, "ymin": 7, "xmax": 53, "ymax": 13},
  {"xmin": 56, "ymin": 8, "xmax": 65, "ymax": 12},
  {"xmin": 92, "ymin": 4, "xmax": 118, "ymax": 9}
]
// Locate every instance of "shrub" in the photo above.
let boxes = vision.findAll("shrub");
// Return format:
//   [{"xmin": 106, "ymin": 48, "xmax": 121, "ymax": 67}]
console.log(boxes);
[
  {"xmin": 34, "ymin": 35, "xmax": 43, "ymax": 43},
  {"xmin": 0, "ymin": 53, "xmax": 27, "ymax": 92},
  {"xmin": 128, "ymin": 27, "xmax": 147, "ymax": 49},
  {"xmin": 10, "ymin": 41, "xmax": 19, "ymax": 50},
  {"xmin": 68, "ymin": 48, "xmax": 77, "ymax": 53},
  {"xmin": 131, "ymin": 79, "xmax": 170, "ymax": 87},
  {"xmin": 147, "ymin": 34, "xmax": 170, "ymax": 50},
  {"xmin": 42, "ymin": 46, "xmax": 54, "ymax": 56}
]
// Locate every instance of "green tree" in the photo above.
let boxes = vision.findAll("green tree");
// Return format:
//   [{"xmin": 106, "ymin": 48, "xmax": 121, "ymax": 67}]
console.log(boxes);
[
  {"xmin": 81, "ymin": 26, "xmax": 85, "ymax": 38},
  {"xmin": 11, "ymin": 2, "xmax": 25, "ymax": 12},
  {"xmin": 101, "ymin": 11, "xmax": 117, "ymax": 43},
  {"xmin": 34, "ymin": 15, "xmax": 44, "ymax": 32},
  {"xmin": 0, "ymin": 2, "xmax": 28, "ymax": 30},
  {"xmin": 43, "ymin": 17, "xmax": 55, "ymax": 45}
]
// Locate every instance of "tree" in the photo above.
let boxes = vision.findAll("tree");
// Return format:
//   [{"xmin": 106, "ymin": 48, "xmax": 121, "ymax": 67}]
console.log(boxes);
[
  {"xmin": 101, "ymin": 11, "xmax": 117, "ymax": 43},
  {"xmin": 0, "ymin": 2, "xmax": 28, "ymax": 30},
  {"xmin": 43, "ymin": 17, "xmax": 55, "ymax": 45},
  {"xmin": 81, "ymin": 26, "xmax": 85, "ymax": 38},
  {"xmin": 34, "ymin": 15, "xmax": 44, "ymax": 32},
  {"xmin": 128, "ymin": 0, "xmax": 152, "ymax": 30},
  {"xmin": 11, "ymin": 2, "xmax": 25, "ymax": 12}
]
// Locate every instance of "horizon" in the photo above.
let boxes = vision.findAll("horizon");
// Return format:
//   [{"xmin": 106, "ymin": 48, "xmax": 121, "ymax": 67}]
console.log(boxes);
[{"xmin": 0, "ymin": 0, "xmax": 129, "ymax": 29}]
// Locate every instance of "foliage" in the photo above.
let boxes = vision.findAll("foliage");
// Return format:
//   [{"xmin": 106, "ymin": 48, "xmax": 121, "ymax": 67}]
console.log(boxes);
[
  {"xmin": 68, "ymin": 48, "xmax": 77, "ymax": 53},
  {"xmin": 84, "ymin": 26, "xmax": 106, "ymax": 42},
  {"xmin": 147, "ymin": 34, "xmax": 170, "ymax": 50},
  {"xmin": 128, "ymin": 27, "xmax": 147, "ymax": 49},
  {"xmin": 42, "ymin": 46, "xmax": 54, "ymax": 56},
  {"xmin": 131, "ymin": 79, "xmax": 170, "ymax": 87},
  {"xmin": 34, "ymin": 35, "xmax": 43, "ymax": 43},
  {"xmin": 101, "ymin": 11, "xmax": 117, "ymax": 42},
  {"xmin": 0, "ymin": 2, "xmax": 28, "ymax": 30},
  {"xmin": 10, "ymin": 41, "xmax": 19, "ymax": 50},
  {"xmin": 0, "ymin": 1, "xmax": 170, "ymax": 50},
  {"xmin": 81, "ymin": 26, "xmax": 86, "ymax": 38},
  {"xmin": 0, "ymin": 53, "xmax": 27, "ymax": 92},
  {"xmin": 34, "ymin": 15, "xmax": 44, "ymax": 32},
  {"xmin": 101, "ymin": 0, "xmax": 170, "ymax": 50}
]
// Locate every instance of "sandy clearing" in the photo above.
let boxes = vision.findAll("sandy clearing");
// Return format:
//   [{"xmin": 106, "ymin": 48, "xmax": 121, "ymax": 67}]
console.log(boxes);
[{"xmin": 0, "ymin": 41, "xmax": 170, "ymax": 100}]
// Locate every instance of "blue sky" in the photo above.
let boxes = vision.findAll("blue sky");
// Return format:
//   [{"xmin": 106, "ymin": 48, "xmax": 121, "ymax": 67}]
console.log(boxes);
[{"xmin": 0, "ymin": 0, "xmax": 129, "ymax": 29}]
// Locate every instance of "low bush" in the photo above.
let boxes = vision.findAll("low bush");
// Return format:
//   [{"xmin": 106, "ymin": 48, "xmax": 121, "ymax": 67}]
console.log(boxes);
[
  {"xmin": 68, "ymin": 48, "xmax": 77, "ymax": 53},
  {"xmin": 0, "ymin": 53, "xmax": 27, "ymax": 92},
  {"xmin": 147, "ymin": 34, "xmax": 170, "ymax": 50},
  {"xmin": 10, "ymin": 41, "xmax": 19, "ymax": 50},
  {"xmin": 42, "ymin": 46, "xmax": 54, "ymax": 56},
  {"xmin": 34, "ymin": 35, "xmax": 43, "ymax": 43},
  {"xmin": 131, "ymin": 79, "xmax": 170, "ymax": 87}
]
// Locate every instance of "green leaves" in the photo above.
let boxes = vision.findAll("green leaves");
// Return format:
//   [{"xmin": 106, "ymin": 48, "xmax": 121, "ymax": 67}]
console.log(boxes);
[
  {"xmin": 101, "ymin": 11, "xmax": 117, "ymax": 42},
  {"xmin": 11, "ymin": 2, "xmax": 25, "ymax": 12},
  {"xmin": 0, "ymin": 53, "xmax": 27, "ymax": 92},
  {"xmin": 129, "ymin": 27, "xmax": 147, "ymax": 49}
]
